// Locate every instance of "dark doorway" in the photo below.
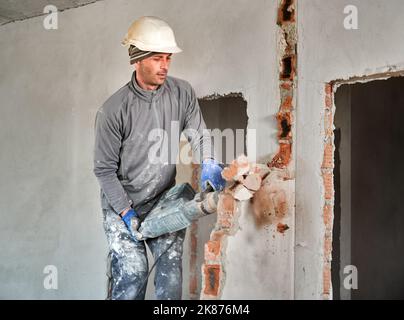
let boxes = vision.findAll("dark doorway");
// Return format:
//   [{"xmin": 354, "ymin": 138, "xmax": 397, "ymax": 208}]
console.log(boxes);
[
  {"xmin": 333, "ymin": 77, "xmax": 404, "ymax": 299},
  {"xmin": 199, "ymin": 96, "xmax": 248, "ymax": 164}
]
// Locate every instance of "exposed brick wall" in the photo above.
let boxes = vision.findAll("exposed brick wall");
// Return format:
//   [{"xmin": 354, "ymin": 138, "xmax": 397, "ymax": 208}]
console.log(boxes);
[
  {"xmin": 189, "ymin": 222, "xmax": 198, "ymax": 299},
  {"xmin": 200, "ymin": 0, "xmax": 297, "ymax": 300},
  {"xmin": 270, "ymin": 0, "xmax": 296, "ymax": 169},
  {"xmin": 189, "ymin": 163, "xmax": 200, "ymax": 300},
  {"xmin": 322, "ymin": 83, "xmax": 335, "ymax": 299},
  {"xmin": 202, "ymin": 264, "xmax": 221, "ymax": 296},
  {"xmin": 200, "ymin": 192, "xmax": 237, "ymax": 299}
]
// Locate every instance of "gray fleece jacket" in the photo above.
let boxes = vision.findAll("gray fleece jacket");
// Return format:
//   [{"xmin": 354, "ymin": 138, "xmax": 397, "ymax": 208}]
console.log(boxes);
[{"xmin": 93, "ymin": 71, "xmax": 214, "ymax": 215}]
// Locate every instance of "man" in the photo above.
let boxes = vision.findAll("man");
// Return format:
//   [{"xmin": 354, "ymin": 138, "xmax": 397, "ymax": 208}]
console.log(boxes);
[{"xmin": 93, "ymin": 16, "xmax": 225, "ymax": 300}]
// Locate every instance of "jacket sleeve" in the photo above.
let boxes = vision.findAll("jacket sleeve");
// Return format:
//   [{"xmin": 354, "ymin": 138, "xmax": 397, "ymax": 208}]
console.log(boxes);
[
  {"xmin": 182, "ymin": 86, "xmax": 217, "ymax": 164},
  {"xmin": 93, "ymin": 107, "xmax": 132, "ymax": 214}
]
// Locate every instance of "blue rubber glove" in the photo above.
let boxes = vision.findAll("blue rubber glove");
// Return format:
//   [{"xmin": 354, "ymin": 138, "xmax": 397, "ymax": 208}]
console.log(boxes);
[
  {"xmin": 121, "ymin": 209, "xmax": 141, "ymax": 240},
  {"xmin": 200, "ymin": 158, "xmax": 226, "ymax": 192}
]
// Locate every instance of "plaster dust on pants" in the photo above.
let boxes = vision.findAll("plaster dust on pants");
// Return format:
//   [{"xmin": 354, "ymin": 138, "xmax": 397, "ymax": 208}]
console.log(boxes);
[
  {"xmin": 103, "ymin": 208, "xmax": 186, "ymax": 300},
  {"xmin": 102, "ymin": 183, "xmax": 218, "ymax": 300}
]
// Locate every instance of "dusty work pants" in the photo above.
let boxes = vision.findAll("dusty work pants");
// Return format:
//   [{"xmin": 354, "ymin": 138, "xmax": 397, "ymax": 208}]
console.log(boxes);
[{"xmin": 103, "ymin": 207, "xmax": 186, "ymax": 300}]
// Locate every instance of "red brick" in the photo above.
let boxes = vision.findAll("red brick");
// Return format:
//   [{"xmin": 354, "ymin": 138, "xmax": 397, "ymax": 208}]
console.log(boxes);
[
  {"xmin": 325, "ymin": 95, "xmax": 332, "ymax": 108},
  {"xmin": 269, "ymin": 143, "xmax": 292, "ymax": 168},
  {"xmin": 281, "ymin": 95, "xmax": 293, "ymax": 110},
  {"xmin": 324, "ymin": 236, "xmax": 332, "ymax": 257},
  {"xmin": 189, "ymin": 275, "xmax": 197, "ymax": 296},
  {"xmin": 325, "ymin": 83, "xmax": 333, "ymax": 95},
  {"xmin": 190, "ymin": 223, "xmax": 197, "ymax": 250},
  {"xmin": 322, "ymin": 171, "xmax": 333, "ymax": 200},
  {"xmin": 217, "ymin": 194, "xmax": 234, "ymax": 228},
  {"xmin": 218, "ymin": 193, "xmax": 235, "ymax": 214},
  {"xmin": 323, "ymin": 204, "xmax": 333, "ymax": 228},
  {"xmin": 203, "ymin": 264, "xmax": 221, "ymax": 296},
  {"xmin": 210, "ymin": 230, "xmax": 225, "ymax": 242},
  {"xmin": 189, "ymin": 222, "xmax": 198, "ymax": 296},
  {"xmin": 189, "ymin": 253, "xmax": 197, "ymax": 275},
  {"xmin": 191, "ymin": 164, "xmax": 200, "ymax": 191},
  {"xmin": 323, "ymin": 263, "xmax": 331, "ymax": 295},
  {"xmin": 205, "ymin": 240, "xmax": 221, "ymax": 261},
  {"xmin": 322, "ymin": 142, "xmax": 334, "ymax": 169},
  {"xmin": 221, "ymin": 161, "xmax": 238, "ymax": 181}
]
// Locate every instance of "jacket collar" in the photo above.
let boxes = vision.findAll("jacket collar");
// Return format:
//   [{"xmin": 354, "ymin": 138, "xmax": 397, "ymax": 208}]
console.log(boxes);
[{"xmin": 129, "ymin": 71, "xmax": 165, "ymax": 102}]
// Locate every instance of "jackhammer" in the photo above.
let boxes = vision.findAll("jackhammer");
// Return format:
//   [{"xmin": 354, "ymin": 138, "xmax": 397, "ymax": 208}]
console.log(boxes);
[{"xmin": 128, "ymin": 182, "xmax": 220, "ymax": 241}]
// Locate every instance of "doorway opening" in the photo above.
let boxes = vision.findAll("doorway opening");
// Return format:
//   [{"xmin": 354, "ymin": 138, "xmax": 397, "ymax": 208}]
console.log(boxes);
[{"xmin": 332, "ymin": 76, "xmax": 404, "ymax": 299}]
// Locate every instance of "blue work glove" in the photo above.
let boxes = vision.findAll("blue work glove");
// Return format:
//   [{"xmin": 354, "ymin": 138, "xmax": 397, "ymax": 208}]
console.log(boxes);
[
  {"xmin": 200, "ymin": 158, "xmax": 226, "ymax": 192},
  {"xmin": 120, "ymin": 208, "xmax": 141, "ymax": 240}
]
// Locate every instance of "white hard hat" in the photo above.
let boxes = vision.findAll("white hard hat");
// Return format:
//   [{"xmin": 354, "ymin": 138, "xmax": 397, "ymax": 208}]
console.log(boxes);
[{"xmin": 121, "ymin": 16, "xmax": 182, "ymax": 53}]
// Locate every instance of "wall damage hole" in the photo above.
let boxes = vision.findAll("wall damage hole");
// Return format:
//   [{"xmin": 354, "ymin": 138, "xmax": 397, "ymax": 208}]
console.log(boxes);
[
  {"xmin": 333, "ymin": 76, "xmax": 404, "ymax": 299},
  {"xmin": 280, "ymin": 56, "xmax": 295, "ymax": 80},
  {"xmin": 277, "ymin": 0, "xmax": 295, "ymax": 24},
  {"xmin": 199, "ymin": 94, "xmax": 248, "ymax": 164},
  {"xmin": 279, "ymin": 113, "xmax": 292, "ymax": 138}
]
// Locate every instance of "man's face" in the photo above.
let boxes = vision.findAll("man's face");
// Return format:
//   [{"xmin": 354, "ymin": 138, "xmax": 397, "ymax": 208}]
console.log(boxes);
[{"xmin": 136, "ymin": 53, "xmax": 172, "ymax": 88}]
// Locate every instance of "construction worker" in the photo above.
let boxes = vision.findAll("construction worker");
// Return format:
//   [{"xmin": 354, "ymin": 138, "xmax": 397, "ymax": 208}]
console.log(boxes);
[{"xmin": 93, "ymin": 16, "xmax": 225, "ymax": 300}]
